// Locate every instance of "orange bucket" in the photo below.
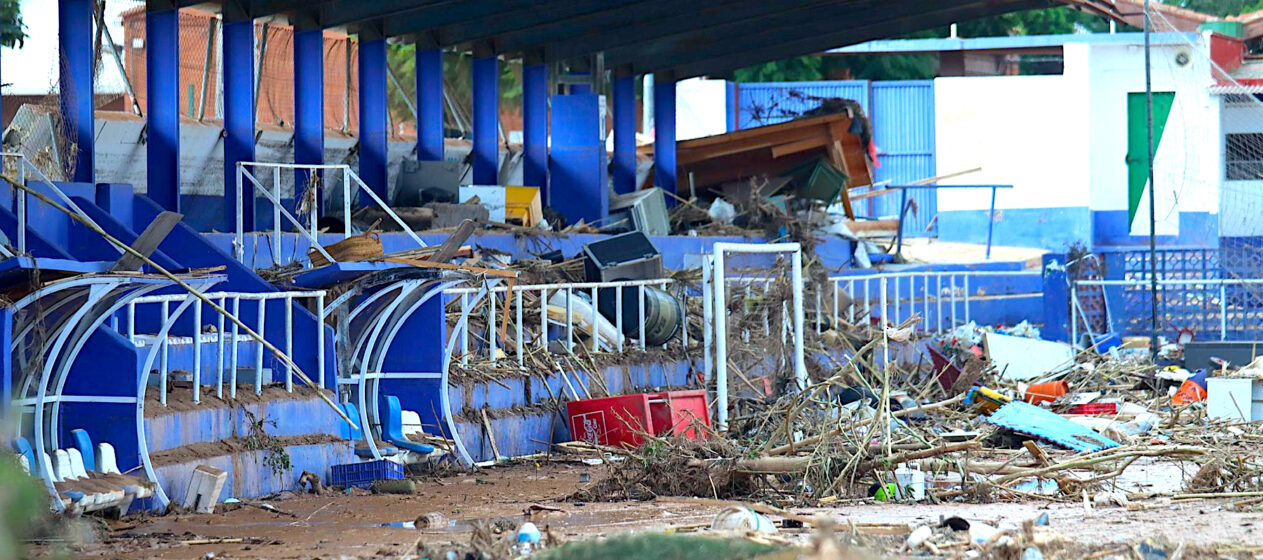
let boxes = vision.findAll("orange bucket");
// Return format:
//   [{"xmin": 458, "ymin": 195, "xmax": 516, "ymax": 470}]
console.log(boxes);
[{"xmin": 1024, "ymin": 380, "xmax": 1068, "ymax": 404}]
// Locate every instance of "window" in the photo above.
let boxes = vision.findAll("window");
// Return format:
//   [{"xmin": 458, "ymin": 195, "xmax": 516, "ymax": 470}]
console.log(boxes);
[{"xmin": 1226, "ymin": 133, "xmax": 1263, "ymax": 180}]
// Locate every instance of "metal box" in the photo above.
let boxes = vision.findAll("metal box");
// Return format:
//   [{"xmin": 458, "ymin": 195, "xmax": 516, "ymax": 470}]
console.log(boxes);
[
  {"xmin": 582, "ymin": 231, "xmax": 663, "ymax": 282},
  {"xmin": 609, "ymin": 188, "xmax": 670, "ymax": 236}
]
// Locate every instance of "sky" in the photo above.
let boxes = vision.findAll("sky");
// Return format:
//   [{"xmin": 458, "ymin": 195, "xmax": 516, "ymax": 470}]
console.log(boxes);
[{"xmin": 2, "ymin": 0, "xmax": 135, "ymax": 96}]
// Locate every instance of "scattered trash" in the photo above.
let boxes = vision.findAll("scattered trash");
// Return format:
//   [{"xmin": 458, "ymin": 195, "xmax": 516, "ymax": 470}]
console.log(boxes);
[
  {"xmin": 370, "ymin": 479, "xmax": 417, "ymax": 495},
  {"xmin": 710, "ymin": 506, "xmax": 778, "ymax": 534},
  {"xmin": 906, "ymin": 525, "xmax": 933, "ymax": 549},
  {"xmin": 516, "ymin": 521, "xmax": 542, "ymax": 544}
]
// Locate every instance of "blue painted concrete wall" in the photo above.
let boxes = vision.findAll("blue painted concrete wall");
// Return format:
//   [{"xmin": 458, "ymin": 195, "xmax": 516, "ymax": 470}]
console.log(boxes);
[
  {"xmin": 154, "ymin": 441, "xmax": 354, "ymax": 505},
  {"xmin": 938, "ymin": 207, "xmax": 1091, "ymax": 251},
  {"xmin": 144, "ymin": 392, "xmax": 343, "ymax": 454}
]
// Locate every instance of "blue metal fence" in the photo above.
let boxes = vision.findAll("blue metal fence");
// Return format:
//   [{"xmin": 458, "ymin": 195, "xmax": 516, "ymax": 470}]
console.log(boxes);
[
  {"xmin": 735, "ymin": 80, "xmax": 870, "ymax": 129},
  {"xmin": 1074, "ymin": 247, "xmax": 1263, "ymax": 341},
  {"xmin": 734, "ymin": 79, "xmax": 937, "ymax": 235},
  {"xmin": 871, "ymin": 81, "xmax": 936, "ymax": 233}
]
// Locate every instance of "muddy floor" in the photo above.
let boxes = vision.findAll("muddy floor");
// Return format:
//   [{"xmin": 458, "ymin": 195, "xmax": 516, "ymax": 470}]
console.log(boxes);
[{"xmin": 39, "ymin": 460, "xmax": 1263, "ymax": 559}]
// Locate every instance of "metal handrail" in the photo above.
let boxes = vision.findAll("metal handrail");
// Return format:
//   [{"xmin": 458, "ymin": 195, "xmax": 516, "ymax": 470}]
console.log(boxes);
[
  {"xmin": 444, "ymin": 278, "xmax": 679, "ymax": 364},
  {"xmin": 829, "ymin": 270, "xmax": 1042, "ymax": 335},
  {"xmin": 234, "ymin": 161, "xmax": 429, "ymax": 267},
  {"xmin": 0, "ymin": 152, "xmax": 120, "ymax": 257},
  {"xmin": 124, "ymin": 289, "xmax": 327, "ymax": 404}
]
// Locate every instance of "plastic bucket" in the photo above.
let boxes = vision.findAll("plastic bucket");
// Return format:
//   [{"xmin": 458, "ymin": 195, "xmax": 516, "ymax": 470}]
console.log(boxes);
[{"xmin": 1023, "ymin": 380, "xmax": 1068, "ymax": 404}]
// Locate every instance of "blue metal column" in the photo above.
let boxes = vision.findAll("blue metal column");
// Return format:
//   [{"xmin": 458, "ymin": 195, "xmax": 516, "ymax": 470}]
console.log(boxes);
[
  {"xmin": 472, "ymin": 51, "xmax": 499, "ymax": 185},
  {"xmin": 653, "ymin": 73, "xmax": 677, "ymax": 200},
  {"xmin": 417, "ymin": 49, "xmax": 444, "ymax": 161},
  {"xmin": 59, "ymin": 0, "xmax": 94, "ymax": 183},
  {"xmin": 612, "ymin": 73, "xmax": 636, "ymax": 195},
  {"xmin": 294, "ymin": 28, "xmax": 324, "ymax": 204},
  {"xmin": 223, "ymin": 16, "xmax": 256, "ymax": 231},
  {"xmin": 522, "ymin": 61, "xmax": 547, "ymax": 193},
  {"xmin": 358, "ymin": 38, "xmax": 388, "ymax": 202},
  {"xmin": 1042, "ymin": 254, "xmax": 1070, "ymax": 343},
  {"xmin": 146, "ymin": 6, "xmax": 180, "ymax": 211}
]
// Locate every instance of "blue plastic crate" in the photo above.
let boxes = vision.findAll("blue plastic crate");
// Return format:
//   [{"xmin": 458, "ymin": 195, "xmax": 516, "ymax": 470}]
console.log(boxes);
[{"xmin": 329, "ymin": 459, "xmax": 404, "ymax": 489}]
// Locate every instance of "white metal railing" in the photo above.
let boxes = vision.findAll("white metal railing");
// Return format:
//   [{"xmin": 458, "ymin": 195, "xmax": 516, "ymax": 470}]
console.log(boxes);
[
  {"xmin": 830, "ymin": 270, "xmax": 1042, "ymax": 335},
  {"xmin": 234, "ymin": 162, "xmax": 428, "ymax": 267},
  {"xmin": 0, "ymin": 152, "xmax": 121, "ymax": 259},
  {"xmin": 705, "ymin": 242, "xmax": 806, "ymax": 431},
  {"xmin": 123, "ymin": 290, "xmax": 326, "ymax": 405},
  {"xmin": 444, "ymin": 278, "xmax": 680, "ymax": 365},
  {"xmin": 1071, "ymin": 277, "xmax": 1263, "ymax": 343}
]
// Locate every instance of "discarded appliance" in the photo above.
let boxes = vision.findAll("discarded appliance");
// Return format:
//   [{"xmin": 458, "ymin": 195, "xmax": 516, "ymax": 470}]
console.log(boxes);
[
  {"xmin": 566, "ymin": 390, "xmax": 710, "ymax": 448},
  {"xmin": 608, "ymin": 188, "xmax": 670, "ymax": 236},
  {"xmin": 595, "ymin": 285, "xmax": 683, "ymax": 346},
  {"xmin": 183, "ymin": 465, "xmax": 228, "ymax": 514},
  {"xmin": 582, "ymin": 231, "xmax": 664, "ymax": 282},
  {"xmin": 1206, "ymin": 376, "xmax": 1263, "ymax": 421},
  {"xmin": 394, "ymin": 159, "xmax": 466, "ymax": 206}
]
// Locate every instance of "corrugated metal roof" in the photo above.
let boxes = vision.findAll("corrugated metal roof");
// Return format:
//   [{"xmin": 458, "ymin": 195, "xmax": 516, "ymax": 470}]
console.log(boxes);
[{"xmin": 828, "ymin": 31, "xmax": 1200, "ymax": 55}]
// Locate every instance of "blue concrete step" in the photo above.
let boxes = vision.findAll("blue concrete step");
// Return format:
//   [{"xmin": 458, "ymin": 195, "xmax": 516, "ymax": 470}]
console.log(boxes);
[
  {"xmin": 144, "ymin": 387, "xmax": 346, "ymax": 454},
  {"xmin": 152, "ymin": 440, "xmax": 355, "ymax": 505}
]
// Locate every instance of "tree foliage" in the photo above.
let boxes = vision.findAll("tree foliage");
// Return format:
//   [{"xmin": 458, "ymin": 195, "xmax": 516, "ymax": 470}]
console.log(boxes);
[
  {"xmin": 386, "ymin": 43, "xmax": 521, "ymax": 126},
  {"xmin": 0, "ymin": 0, "xmax": 25, "ymax": 48},
  {"xmin": 733, "ymin": 6, "xmax": 1113, "ymax": 82},
  {"xmin": 1169, "ymin": 0, "xmax": 1263, "ymax": 16}
]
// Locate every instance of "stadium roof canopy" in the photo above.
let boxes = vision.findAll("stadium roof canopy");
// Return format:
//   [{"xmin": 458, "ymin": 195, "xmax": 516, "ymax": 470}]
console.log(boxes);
[{"xmin": 172, "ymin": 0, "xmax": 1123, "ymax": 79}]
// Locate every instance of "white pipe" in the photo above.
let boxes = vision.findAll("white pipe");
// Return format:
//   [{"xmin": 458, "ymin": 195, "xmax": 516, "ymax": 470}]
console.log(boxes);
[
  {"xmin": 516, "ymin": 291, "xmax": 524, "ymax": 366},
  {"xmin": 256, "ymin": 299, "xmax": 266, "ymax": 395},
  {"xmin": 638, "ymin": 285, "xmax": 646, "ymax": 350},
  {"xmin": 713, "ymin": 248, "xmax": 727, "ymax": 430},
  {"xmin": 790, "ymin": 248, "xmax": 806, "ymax": 390},
  {"xmin": 316, "ymin": 293, "xmax": 326, "ymax": 389},
  {"xmin": 193, "ymin": 302, "xmax": 202, "ymax": 404}
]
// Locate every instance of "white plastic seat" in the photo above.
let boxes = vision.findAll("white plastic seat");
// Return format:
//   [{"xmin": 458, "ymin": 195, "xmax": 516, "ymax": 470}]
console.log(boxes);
[
  {"xmin": 66, "ymin": 449, "xmax": 90, "ymax": 480},
  {"xmin": 53, "ymin": 451, "xmax": 74, "ymax": 482},
  {"xmin": 96, "ymin": 443, "xmax": 120, "ymax": 475},
  {"xmin": 401, "ymin": 410, "xmax": 425, "ymax": 437}
]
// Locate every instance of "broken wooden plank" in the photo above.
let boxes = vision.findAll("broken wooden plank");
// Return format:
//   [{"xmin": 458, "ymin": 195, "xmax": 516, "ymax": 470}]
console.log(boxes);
[
  {"xmin": 110, "ymin": 211, "xmax": 183, "ymax": 272},
  {"xmin": 428, "ymin": 219, "xmax": 476, "ymax": 264}
]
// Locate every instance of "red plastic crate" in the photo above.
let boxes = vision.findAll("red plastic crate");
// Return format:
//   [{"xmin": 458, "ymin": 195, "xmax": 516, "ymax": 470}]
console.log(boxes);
[
  {"xmin": 566, "ymin": 390, "xmax": 710, "ymax": 448},
  {"xmin": 1065, "ymin": 402, "xmax": 1119, "ymax": 415}
]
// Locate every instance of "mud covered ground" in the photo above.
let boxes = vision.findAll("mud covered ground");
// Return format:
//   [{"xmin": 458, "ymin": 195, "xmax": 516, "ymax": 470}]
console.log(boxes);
[{"xmin": 33, "ymin": 460, "xmax": 1263, "ymax": 559}]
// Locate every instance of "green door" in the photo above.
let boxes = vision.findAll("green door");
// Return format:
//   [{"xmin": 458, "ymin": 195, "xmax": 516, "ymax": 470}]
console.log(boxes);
[{"xmin": 1126, "ymin": 91, "xmax": 1175, "ymax": 230}]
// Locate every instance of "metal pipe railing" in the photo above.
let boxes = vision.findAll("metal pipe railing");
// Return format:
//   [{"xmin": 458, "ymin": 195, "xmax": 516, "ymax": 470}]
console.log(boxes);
[
  {"xmin": 444, "ymin": 278, "xmax": 677, "ymax": 363},
  {"xmin": 1, "ymin": 152, "xmax": 120, "ymax": 258},
  {"xmin": 830, "ymin": 270, "xmax": 1041, "ymax": 336},
  {"xmin": 234, "ymin": 161, "xmax": 429, "ymax": 267},
  {"xmin": 123, "ymin": 290, "xmax": 326, "ymax": 404}
]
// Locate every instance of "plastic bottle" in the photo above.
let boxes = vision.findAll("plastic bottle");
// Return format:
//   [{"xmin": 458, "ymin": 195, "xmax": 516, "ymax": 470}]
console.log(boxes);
[
  {"xmin": 894, "ymin": 463, "xmax": 925, "ymax": 501},
  {"xmin": 517, "ymin": 522, "xmax": 541, "ymax": 544}
]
